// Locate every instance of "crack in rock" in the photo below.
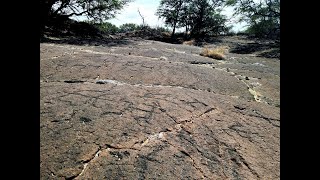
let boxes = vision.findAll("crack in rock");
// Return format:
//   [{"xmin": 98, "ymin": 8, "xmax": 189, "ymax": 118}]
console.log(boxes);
[
  {"xmin": 237, "ymin": 152, "xmax": 261, "ymax": 179},
  {"xmin": 184, "ymin": 60, "xmax": 270, "ymax": 105},
  {"xmin": 164, "ymin": 140, "xmax": 208, "ymax": 178},
  {"xmin": 64, "ymin": 80, "xmax": 85, "ymax": 83},
  {"xmin": 74, "ymin": 144, "xmax": 139, "ymax": 179},
  {"xmin": 96, "ymin": 79, "xmax": 125, "ymax": 85},
  {"xmin": 95, "ymin": 79, "xmax": 220, "ymax": 95},
  {"xmin": 73, "ymin": 147, "xmax": 102, "ymax": 179}
]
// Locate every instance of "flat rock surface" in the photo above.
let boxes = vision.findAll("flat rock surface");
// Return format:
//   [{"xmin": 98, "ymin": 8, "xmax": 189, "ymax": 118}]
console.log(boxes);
[{"xmin": 40, "ymin": 36, "xmax": 280, "ymax": 179}]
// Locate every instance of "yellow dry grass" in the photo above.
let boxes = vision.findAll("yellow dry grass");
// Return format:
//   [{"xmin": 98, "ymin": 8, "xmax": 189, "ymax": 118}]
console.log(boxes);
[
  {"xmin": 161, "ymin": 32, "xmax": 171, "ymax": 37},
  {"xmin": 200, "ymin": 46, "xmax": 229, "ymax": 60},
  {"xmin": 183, "ymin": 39, "xmax": 195, "ymax": 46}
]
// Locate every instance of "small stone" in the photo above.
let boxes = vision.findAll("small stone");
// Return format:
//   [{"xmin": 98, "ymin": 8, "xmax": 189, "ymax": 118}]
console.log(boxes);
[
  {"xmin": 159, "ymin": 56, "xmax": 168, "ymax": 61},
  {"xmin": 158, "ymin": 132, "xmax": 164, "ymax": 139},
  {"xmin": 80, "ymin": 117, "xmax": 92, "ymax": 122}
]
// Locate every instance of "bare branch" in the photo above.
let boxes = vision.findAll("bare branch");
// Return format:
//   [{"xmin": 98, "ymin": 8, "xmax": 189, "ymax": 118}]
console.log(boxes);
[{"xmin": 138, "ymin": 8, "xmax": 145, "ymax": 26}]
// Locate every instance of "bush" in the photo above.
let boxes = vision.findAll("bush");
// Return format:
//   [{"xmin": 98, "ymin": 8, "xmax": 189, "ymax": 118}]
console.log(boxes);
[
  {"xmin": 236, "ymin": 31, "xmax": 249, "ymax": 36},
  {"xmin": 93, "ymin": 22, "xmax": 119, "ymax": 34},
  {"xmin": 70, "ymin": 21, "xmax": 102, "ymax": 37},
  {"xmin": 155, "ymin": 26, "xmax": 170, "ymax": 33},
  {"xmin": 225, "ymin": 30, "xmax": 236, "ymax": 36},
  {"xmin": 137, "ymin": 24, "xmax": 152, "ymax": 31},
  {"xmin": 245, "ymin": 20, "xmax": 279, "ymax": 39},
  {"xmin": 119, "ymin": 23, "xmax": 139, "ymax": 33}
]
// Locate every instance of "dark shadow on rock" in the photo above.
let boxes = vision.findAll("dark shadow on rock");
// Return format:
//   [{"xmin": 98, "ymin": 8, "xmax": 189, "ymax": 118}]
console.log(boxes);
[
  {"xmin": 146, "ymin": 33, "xmax": 223, "ymax": 46},
  {"xmin": 40, "ymin": 35, "xmax": 136, "ymax": 47},
  {"xmin": 230, "ymin": 42, "xmax": 279, "ymax": 54},
  {"xmin": 228, "ymin": 40, "xmax": 280, "ymax": 59},
  {"xmin": 199, "ymin": 36, "xmax": 223, "ymax": 44},
  {"xmin": 257, "ymin": 49, "xmax": 280, "ymax": 59},
  {"xmin": 40, "ymin": 15, "xmax": 223, "ymax": 48},
  {"xmin": 40, "ymin": 16, "xmax": 136, "ymax": 47}
]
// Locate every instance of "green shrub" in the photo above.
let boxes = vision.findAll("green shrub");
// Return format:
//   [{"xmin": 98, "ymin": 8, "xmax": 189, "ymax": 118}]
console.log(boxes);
[
  {"xmin": 155, "ymin": 26, "xmax": 170, "ymax": 33},
  {"xmin": 137, "ymin": 24, "xmax": 152, "ymax": 31},
  {"xmin": 93, "ymin": 22, "xmax": 119, "ymax": 34},
  {"xmin": 245, "ymin": 20, "xmax": 279, "ymax": 39},
  {"xmin": 119, "ymin": 23, "xmax": 139, "ymax": 32}
]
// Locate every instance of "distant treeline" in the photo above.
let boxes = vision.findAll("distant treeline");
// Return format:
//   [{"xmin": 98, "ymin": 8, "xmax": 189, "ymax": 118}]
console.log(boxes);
[{"xmin": 40, "ymin": 0, "xmax": 279, "ymax": 39}]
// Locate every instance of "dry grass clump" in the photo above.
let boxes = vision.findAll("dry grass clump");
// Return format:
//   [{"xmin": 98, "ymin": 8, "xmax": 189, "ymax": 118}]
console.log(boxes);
[
  {"xmin": 200, "ymin": 46, "xmax": 229, "ymax": 60},
  {"xmin": 183, "ymin": 39, "xmax": 195, "ymax": 46},
  {"xmin": 161, "ymin": 32, "xmax": 171, "ymax": 37}
]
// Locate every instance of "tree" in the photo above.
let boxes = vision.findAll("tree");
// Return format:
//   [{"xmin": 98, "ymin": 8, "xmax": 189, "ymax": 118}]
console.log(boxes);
[
  {"xmin": 40, "ymin": 0, "xmax": 131, "ymax": 33},
  {"xmin": 178, "ymin": 2, "xmax": 192, "ymax": 35},
  {"xmin": 93, "ymin": 22, "xmax": 119, "ymax": 34},
  {"xmin": 187, "ymin": 0, "xmax": 227, "ymax": 37},
  {"xmin": 156, "ymin": 0, "xmax": 185, "ymax": 37},
  {"xmin": 226, "ymin": 0, "xmax": 280, "ymax": 38},
  {"xmin": 200, "ymin": 11, "xmax": 230, "ymax": 36},
  {"xmin": 119, "ymin": 23, "xmax": 139, "ymax": 32},
  {"xmin": 156, "ymin": 0, "xmax": 229, "ymax": 38}
]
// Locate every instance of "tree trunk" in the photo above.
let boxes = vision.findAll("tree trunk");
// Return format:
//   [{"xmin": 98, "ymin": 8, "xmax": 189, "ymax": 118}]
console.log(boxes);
[
  {"xmin": 185, "ymin": 25, "xmax": 189, "ymax": 39},
  {"xmin": 171, "ymin": 22, "xmax": 176, "ymax": 39}
]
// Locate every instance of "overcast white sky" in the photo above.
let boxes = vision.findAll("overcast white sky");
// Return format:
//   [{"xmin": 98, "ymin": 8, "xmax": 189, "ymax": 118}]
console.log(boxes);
[{"xmin": 72, "ymin": 0, "xmax": 247, "ymax": 32}]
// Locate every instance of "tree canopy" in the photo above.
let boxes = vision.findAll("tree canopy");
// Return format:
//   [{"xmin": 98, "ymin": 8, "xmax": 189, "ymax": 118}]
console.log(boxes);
[
  {"xmin": 55, "ymin": 0, "xmax": 129, "ymax": 20},
  {"xmin": 187, "ymin": 0, "xmax": 229, "ymax": 37},
  {"xmin": 226, "ymin": 0, "xmax": 280, "ymax": 38},
  {"xmin": 156, "ymin": 0, "xmax": 185, "ymax": 37},
  {"xmin": 156, "ymin": 0, "xmax": 229, "ymax": 38},
  {"xmin": 40, "ymin": 0, "xmax": 131, "ymax": 27},
  {"xmin": 40, "ymin": 0, "xmax": 280, "ymax": 39}
]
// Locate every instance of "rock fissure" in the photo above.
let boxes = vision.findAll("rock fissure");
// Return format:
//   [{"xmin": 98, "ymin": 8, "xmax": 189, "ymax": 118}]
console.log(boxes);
[
  {"xmin": 165, "ymin": 140, "xmax": 208, "ymax": 179},
  {"xmin": 73, "ymin": 146, "xmax": 102, "ymax": 179}
]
